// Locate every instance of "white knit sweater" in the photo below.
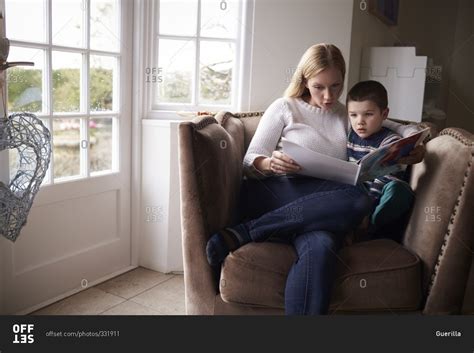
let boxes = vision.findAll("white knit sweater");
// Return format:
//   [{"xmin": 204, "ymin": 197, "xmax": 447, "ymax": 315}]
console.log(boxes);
[{"xmin": 243, "ymin": 97, "xmax": 420, "ymax": 178}]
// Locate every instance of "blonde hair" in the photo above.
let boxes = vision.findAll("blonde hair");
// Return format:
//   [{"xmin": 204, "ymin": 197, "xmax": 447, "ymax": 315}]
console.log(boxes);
[{"xmin": 284, "ymin": 43, "xmax": 346, "ymax": 98}]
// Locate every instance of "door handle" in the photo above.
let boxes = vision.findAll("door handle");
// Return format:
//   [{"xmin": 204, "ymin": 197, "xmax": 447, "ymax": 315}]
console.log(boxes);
[
  {"xmin": 0, "ymin": 37, "xmax": 34, "ymax": 72},
  {"xmin": 0, "ymin": 61, "xmax": 34, "ymax": 71}
]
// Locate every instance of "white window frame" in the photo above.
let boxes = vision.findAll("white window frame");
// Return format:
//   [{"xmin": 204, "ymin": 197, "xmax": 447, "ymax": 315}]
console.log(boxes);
[
  {"xmin": 6, "ymin": 0, "xmax": 123, "ymax": 185},
  {"xmin": 137, "ymin": 0, "xmax": 254, "ymax": 120}
]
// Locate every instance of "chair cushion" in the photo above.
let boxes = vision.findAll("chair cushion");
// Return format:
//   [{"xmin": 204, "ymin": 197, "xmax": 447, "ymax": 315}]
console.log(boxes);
[
  {"xmin": 220, "ymin": 242, "xmax": 295, "ymax": 308},
  {"xmin": 220, "ymin": 239, "xmax": 422, "ymax": 312},
  {"xmin": 329, "ymin": 239, "xmax": 422, "ymax": 313}
]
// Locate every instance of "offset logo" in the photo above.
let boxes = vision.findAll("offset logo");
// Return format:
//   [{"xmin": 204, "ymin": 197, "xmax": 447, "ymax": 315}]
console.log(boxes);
[{"xmin": 12, "ymin": 324, "xmax": 35, "ymax": 344}]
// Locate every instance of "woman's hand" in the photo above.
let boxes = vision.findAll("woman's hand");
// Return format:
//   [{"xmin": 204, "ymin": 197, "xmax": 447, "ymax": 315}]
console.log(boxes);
[
  {"xmin": 398, "ymin": 144, "xmax": 426, "ymax": 165},
  {"xmin": 254, "ymin": 152, "xmax": 301, "ymax": 174}
]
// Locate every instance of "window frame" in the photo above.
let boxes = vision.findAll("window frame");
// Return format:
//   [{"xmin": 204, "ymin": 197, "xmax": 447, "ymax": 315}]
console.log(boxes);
[
  {"xmin": 142, "ymin": 0, "xmax": 253, "ymax": 119},
  {"xmin": 6, "ymin": 0, "xmax": 123, "ymax": 185}
]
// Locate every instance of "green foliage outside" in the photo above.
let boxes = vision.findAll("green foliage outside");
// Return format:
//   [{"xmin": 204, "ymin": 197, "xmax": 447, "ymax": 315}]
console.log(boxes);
[
  {"xmin": 158, "ymin": 63, "xmax": 232, "ymax": 105},
  {"xmin": 7, "ymin": 69, "xmax": 42, "ymax": 112},
  {"xmin": 7, "ymin": 67, "xmax": 113, "ymax": 113},
  {"xmin": 159, "ymin": 71, "xmax": 192, "ymax": 103},
  {"xmin": 7, "ymin": 67, "xmax": 113, "ymax": 180},
  {"xmin": 200, "ymin": 62, "xmax": 232, "ymax": 104}
]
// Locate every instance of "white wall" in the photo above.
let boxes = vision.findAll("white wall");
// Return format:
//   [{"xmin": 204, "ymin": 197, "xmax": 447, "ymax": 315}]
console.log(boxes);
[
  {"xmin": 247, "ymin": 0, "xmax": 354, "ymax": 110},
  {"xmin": 347, "ymin": 1, "xmax": 396, "ymax": 91},
  {"xmin": 395, "ymin": 0, "xmax": 459, "ymax": 116},
  {"xmin": 349, "ymin": 0, "xmax": 473, "ymax": 132},
  {"xmin": 140, "ymin": 120, "xmax": 184, "ymax": 273}
]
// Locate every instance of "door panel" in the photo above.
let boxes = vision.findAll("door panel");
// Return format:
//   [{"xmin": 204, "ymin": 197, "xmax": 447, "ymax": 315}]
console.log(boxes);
[{"xmin": 14, "ymin": 191, "xmax": 120, "ymax": 274}]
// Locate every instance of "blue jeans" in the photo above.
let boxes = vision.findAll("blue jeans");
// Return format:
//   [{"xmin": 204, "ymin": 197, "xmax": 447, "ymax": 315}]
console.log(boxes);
[
  {"xmin": 233, "ymin": 175, "xmax": 374, "ymax": 315},
  {"xmin": 284, "ymin": 230, "xmax": 345, "ymax": 315}
]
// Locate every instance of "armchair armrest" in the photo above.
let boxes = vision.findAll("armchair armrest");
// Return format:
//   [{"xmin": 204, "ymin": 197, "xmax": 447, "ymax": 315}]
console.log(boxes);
[
  {"xmin": 405, "ymin": 127, "xmax": 473, "ymax": 313},
  {"xmin": 178, "ymin": 114, "xmax": 246, "ymax": 314}
]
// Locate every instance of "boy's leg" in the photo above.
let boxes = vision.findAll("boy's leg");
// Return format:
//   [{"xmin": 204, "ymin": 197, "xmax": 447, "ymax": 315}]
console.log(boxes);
[
  {"xmin": 369, "ymin": 180, "xmax": 415, "ymax": 242},
  {"xmin": 371, "ymin": 208, "xmax": 412, "ymax": 243}
]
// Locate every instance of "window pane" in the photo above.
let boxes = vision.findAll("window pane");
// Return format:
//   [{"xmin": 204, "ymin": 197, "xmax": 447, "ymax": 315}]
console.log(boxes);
[
  {"xmin": 53, "ymin": 118, "xmax": 81, "ymax": 179},
  {"xmin": 6, "ymin": 0, "xmax": 46, "ymax": 43},
  {"xmin": 199, "ymin": 41, "xmax": 233, "ymax": 105},
  {"xmin": 90, "ymin": 117, "xmax": 113, "ymax": 173},
  {"xmin": 52, "ymin": 51, "xmax": 82, "ymax": 113},
  {"xmin": 156, "ymin": 39, "xmax": 195, "ymax": 104},
  {"xmin": 159, "ymin": 0, "xmax": 198, "ymax": 36},
  {"xmin": 90, "ymin": 56, "xmax": 116, "ymax": 111},
  {"xmin": 7, "ymin": 47, "xmax": 44, "ymax": 114},
  {"xmin": 91, "ymin": 0, "xmax": 120, "ymax": 52},
  {"xmin": 201, "ymin": 0, "xmax": 239, "ymax": 38},
  {"xmin": 52, "ymin": 0, "xmax": 85, "ymax": 48}
]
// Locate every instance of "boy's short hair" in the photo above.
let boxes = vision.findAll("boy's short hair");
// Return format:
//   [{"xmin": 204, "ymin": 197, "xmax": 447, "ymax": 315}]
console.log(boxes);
[{"xmin": 346, "ymin": 80, "xmax": 388, "ymax": 111}]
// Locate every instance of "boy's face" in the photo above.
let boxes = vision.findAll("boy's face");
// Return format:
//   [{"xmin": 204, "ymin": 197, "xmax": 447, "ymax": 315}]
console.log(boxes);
[{"xmin": 347, "ymin": 100, "xmax": 389, "ymax": 139}]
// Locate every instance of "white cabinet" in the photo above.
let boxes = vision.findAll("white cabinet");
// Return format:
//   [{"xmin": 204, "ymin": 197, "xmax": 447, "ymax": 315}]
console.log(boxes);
[{"xmin": 361, "ymin": 47, "xmax": 427, "ymax": 122}]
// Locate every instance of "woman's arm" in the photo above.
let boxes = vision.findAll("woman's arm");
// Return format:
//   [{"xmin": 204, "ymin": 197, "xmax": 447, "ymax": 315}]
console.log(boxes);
[{"xmin": 243, "ymin": 99, "xmax": 287, "ymax": 178}]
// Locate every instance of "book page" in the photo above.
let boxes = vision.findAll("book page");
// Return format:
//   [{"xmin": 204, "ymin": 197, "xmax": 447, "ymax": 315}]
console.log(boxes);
[{"xmin": 282, "ymin": 138, "xmax": 360, "ymax": 185}]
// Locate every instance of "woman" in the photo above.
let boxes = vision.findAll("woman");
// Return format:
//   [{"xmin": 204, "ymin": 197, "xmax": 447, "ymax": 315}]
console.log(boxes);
[{"xmin": 206, "ymin": 43, "xmax": 424, "ymax": 315}]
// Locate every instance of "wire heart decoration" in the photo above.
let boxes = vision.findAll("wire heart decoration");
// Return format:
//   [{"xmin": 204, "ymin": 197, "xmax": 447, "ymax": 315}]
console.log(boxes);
[{"xmin": 0, "ymin": 113, "xmax": 51, "ymax": 242}]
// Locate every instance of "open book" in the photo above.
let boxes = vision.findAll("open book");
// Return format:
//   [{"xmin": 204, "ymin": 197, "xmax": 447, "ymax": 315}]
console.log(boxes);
[{"xmin": 282, "ymin": 127, "xmax": 430, "ymax": 185}]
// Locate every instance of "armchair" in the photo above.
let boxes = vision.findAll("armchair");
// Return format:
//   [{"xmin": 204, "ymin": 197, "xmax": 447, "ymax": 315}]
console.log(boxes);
[{"xmin": 178, "ymin": 111, "xmax": 473, "ymax": 315}]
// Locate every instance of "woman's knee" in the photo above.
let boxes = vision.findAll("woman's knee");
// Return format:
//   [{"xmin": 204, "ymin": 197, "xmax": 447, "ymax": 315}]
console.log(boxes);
[
  {"xmin": 354, "ymin": 188, "xmax": 374, "ymax": 213},
  {"xmin": 336, "ymin": 186, "xmax": 373, "ymax": 213},
  {"xmin": 344, "ymin": 189, "xmax": 374, "ymax": 225}
]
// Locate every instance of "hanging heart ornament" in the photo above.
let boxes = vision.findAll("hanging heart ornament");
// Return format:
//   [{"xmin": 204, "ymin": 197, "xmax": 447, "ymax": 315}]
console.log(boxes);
[{"xmin": 0, "ymin": 113, "xmax": 51, "ymax": 242}]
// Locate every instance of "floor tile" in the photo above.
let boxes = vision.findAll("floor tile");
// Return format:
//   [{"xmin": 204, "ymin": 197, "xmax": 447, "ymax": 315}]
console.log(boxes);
[
  {"xmin": 130, "ymin": 275, "xmax": 185, "ymax": 315},
  {"xmin": 100, "ymin": 300, "xmax": 161, "ymax": 315},
  {"xmin": 96, "ymin": 267, "xmax": 174, "ymax": 299},
  {"xmin": 32, "ymin": 288, "xmax": 125, "ymax": 315}
]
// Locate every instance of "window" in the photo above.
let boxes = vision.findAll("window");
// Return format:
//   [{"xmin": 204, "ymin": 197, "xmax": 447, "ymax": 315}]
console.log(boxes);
[
  {"xmin": 151, "ymin": 0, "xmax": 245, "ymax": 114},
  {"xmin": 6, "ymin": 0, "xmax": 121, "ymax": 184}
]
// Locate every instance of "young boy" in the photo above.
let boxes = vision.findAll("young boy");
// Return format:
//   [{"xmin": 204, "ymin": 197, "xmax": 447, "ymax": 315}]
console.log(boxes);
[{"xmin": 346, "ymin": 80, "xmax": 415, "ymax": 241}]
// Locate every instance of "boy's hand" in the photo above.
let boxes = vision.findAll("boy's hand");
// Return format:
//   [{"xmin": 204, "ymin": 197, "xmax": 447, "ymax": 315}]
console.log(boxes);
[{"xmin": 398, "ymin": 144, "xmax": 426, "ymax": 165}]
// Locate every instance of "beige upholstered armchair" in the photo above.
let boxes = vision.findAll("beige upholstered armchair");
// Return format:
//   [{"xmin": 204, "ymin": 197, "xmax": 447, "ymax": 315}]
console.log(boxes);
[{"xmin": 178, "ymin": 111, "xmax": 474, "ymax": 315}]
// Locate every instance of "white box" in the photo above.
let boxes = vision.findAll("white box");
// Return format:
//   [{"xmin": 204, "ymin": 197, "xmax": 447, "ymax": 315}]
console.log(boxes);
[{"xmin": 360, "ymin": 47, "xmax": 427, "ymax": 122}]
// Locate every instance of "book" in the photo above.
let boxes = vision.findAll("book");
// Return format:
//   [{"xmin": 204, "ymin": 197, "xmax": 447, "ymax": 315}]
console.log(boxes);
[{"xmin": 281, "ymin": 127, "xmax": 430, "ymax": 185}]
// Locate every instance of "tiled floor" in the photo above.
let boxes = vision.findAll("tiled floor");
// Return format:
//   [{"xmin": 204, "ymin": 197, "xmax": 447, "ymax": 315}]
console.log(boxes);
[{"xmin": 32, "ymin": 267, "xmax": 186, "ymax": 315}]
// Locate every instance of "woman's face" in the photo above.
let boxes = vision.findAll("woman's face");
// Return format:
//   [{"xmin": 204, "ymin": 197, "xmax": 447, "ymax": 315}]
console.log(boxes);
[{"xmin": 305, "ymin": 67, "xmax": 343, "ymax": 110}]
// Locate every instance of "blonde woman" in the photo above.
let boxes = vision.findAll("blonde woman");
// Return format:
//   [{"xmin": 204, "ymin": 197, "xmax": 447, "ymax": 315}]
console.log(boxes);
[{"xmin": 206, "ymin": 44, "xmax": 424, "ymax": 315}]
